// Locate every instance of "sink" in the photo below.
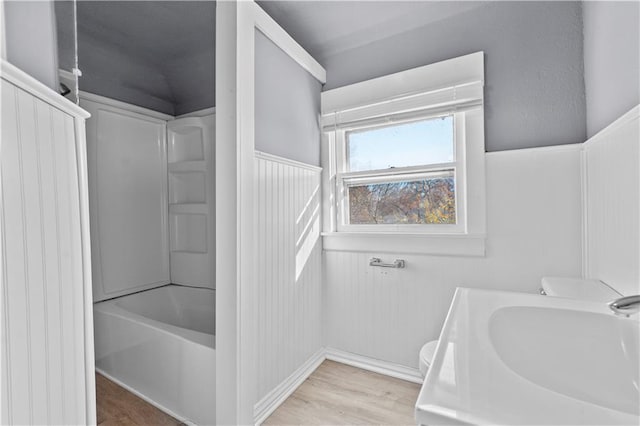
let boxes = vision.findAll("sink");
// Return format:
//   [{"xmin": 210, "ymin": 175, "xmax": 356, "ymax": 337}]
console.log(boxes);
[
  {"xmin": 415, "ymin": 288, "xmax": 640, "ymax": 425},
  {"xmin": 489, "ymin": 306, "xmax": 639, "ymax": 416}
]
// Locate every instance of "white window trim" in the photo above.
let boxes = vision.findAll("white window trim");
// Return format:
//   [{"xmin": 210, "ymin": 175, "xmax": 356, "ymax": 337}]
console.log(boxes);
[
  {"xmin": 335, "ymin": 112, "xmax": 466, "ymax": 234},
  {"xmin": 320, "ymin": 52, "xmax": 486, "ymax": 256}
]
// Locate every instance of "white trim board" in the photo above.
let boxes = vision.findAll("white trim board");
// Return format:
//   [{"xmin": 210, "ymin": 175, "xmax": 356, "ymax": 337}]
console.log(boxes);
[
  {"xmin": 251, "ymin": 4, "xmax": 326, "ymax": 84},
  {"xmin": 175, "ymin": 106, "xmax": 216, "ymax": 119},
  {"xmin": 322, "ymin": 232, "xmax": 486, "ymax": 256},
  {"xmin": 1, "ymin": 59, "xmax": 89, "ymax": 118},
  {"xmin": 79, "ymin": 91, "xmax": 174, "ymax": 121},
  {"xmin": 324, "ymin": 348, "xmax": 424, "ymax": 384},
  {"xmin": 79, "ymin": 92, "xmax": 218, "ymax": 122},
  {"xmin": 255, "ymin": 151, "xmax": 322, "ymax": 173},
  {"xmin": 80, "ymin": 91, "xmax": 217, "ymax": 121},
  {"xmin": 253, "ymin": 349, "xmax": 325, "ymax": 425},
  {"xmin": 322, "ymin": 52, "xmax": 483, "ymax": 114},
  {"xmin": 74, "ymin": 117, "xmax": 97, "ymax": 423}
]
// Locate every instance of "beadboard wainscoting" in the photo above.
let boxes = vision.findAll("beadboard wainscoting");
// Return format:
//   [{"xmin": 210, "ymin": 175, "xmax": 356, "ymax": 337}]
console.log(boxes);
[
  {"xmin": 253, "ymin": 152, "xmax": 323, "ymax": 421},
  {"xmin": 1, "ymin": 61, "xmax": 95, "ymax": 424},
  {"xmin": 583, "ymin": 105, "xmax": 640, "ymax": 296},
  {"xmin": 323, "ymin": 145, "xmax": 584, "ymax": 370}
]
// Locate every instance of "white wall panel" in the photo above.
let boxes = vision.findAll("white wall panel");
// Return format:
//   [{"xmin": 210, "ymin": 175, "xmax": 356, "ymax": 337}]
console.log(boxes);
[
  {"xmin": 254, "ymin": 153, "xmax": 323, "ymax": 404},
  {"xmin": 324, "ymin": 145, "xmax": 583, "ymax": 369},
  {"xmin": 81, "ymin": 97, "xmax": 170, "ymax": 301},
  {"xmin": 168, "ymin": 115, "xmax": 216, "ymax": 289},
  {"xmin": 584, "ymin": 106, "xmax": 640, "ymax": 295},
  {"xmin": 1, "ymin": 71, "xmax": 92, "ymax": 424}
]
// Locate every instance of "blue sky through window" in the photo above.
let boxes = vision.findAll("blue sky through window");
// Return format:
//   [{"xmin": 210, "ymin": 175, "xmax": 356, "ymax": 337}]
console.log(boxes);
[{"xmin": 347, "ymin": 116, "xmax": 453, "ymax": 172}]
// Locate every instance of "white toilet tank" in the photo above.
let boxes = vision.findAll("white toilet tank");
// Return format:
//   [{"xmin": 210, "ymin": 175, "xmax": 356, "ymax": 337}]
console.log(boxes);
[
  {"xmin": 541, "ymin": 276, "xmax": 622, "ymax": 302},
  {"xmin": 419, "ymin": 340, "xmax": 438, "ymax": 377}
]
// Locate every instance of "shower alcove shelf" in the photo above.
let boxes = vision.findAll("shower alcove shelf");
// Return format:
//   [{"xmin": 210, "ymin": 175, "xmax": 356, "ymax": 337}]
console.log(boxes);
[{"xmin": 168, "ymin": 116, "xmax": 215, "ymax": 288}]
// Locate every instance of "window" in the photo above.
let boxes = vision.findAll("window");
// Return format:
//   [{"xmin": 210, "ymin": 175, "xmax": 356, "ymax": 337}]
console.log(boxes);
[
  {"xmin": 339, "ymin": 115, "xmax": 462, "ymax": 232},
  {"xmin": 321, "ymin": 52, "xmax": 486, "ymax": 254}
]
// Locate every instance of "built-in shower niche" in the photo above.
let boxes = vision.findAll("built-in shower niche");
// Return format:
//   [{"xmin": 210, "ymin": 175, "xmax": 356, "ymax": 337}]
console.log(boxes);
[
  {"xmin": 167, "ymin": 117, "xmax": 214, "ymax": 288},
  {"xmin": 168, "ymin": 125, "xmax": 205, "ymax": 163},
  {"xmin": 171, "ymin": 213, "xmax": 207, "ymax": 253},
  {"xmin": 170, "ymin": 212, "xmax": 210, "ymax": 285},
  {"xmin": 169, "ymin": 172, "xmax": 206, "ymax": 204}
]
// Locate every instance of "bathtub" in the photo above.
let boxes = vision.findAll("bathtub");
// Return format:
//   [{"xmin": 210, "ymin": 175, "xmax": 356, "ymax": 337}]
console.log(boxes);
[{"xmin": 94, "ymin": 284, "xmax": 215, "ymax": 425}]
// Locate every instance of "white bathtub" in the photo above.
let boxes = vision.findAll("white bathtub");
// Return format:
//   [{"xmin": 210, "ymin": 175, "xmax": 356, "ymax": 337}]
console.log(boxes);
[{"xmin": 94, "ymin": 284, "xmax": 215, "ymax": 425}]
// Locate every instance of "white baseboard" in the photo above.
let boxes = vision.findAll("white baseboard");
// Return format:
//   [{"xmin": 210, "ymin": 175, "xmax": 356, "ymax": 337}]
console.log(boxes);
[
  {"xmin": 254, "ymin": 347, "xmax": 423, "ymax": 424},
  {"xmin": 95, "ymin": 368, "xmax": 196, "ymax": 426},
  {"xmin": 324, "ymin": 347, "xmax": 424, "ymax": 384},
  {"xmin": 253, "ymin": 348, "xmax": 326, "ymax": 425}
]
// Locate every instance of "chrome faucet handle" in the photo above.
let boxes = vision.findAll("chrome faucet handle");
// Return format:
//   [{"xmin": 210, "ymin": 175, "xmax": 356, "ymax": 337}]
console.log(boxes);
[{"xmin": 608, "ymin": 295, "xmax": 640, "ymax": 317}]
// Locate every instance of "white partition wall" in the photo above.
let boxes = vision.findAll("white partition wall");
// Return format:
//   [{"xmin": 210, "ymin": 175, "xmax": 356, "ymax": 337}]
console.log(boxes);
[
  {"xmin": 81, "ymin": 94, "xmax": 171, "ymax": 302},
  {"xmin": 253, "ymin": 153, "xmax": 323, "ymax": 422},
  {"xmin": 583, "ymin": 106, "xmax": 640, "ymax": 295},
  {"xmin": 1, "ymin": 60, "xmax": 96, "ymax": 425},
  {"xmin": 215, "ymin": 2, "xmax": 326, "ymax": 423}
]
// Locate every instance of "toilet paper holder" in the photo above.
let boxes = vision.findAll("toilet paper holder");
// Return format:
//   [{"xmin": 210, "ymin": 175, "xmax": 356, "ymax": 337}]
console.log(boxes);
[{"xmin": 369, "ymin": 257, "xmax": 405, "ymax": 268}]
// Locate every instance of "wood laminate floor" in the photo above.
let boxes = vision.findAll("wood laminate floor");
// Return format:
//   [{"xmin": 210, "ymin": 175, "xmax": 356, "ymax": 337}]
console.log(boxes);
[
  {"xmin": 264, "ymin": 360, "xmax": 421, "ymax": 425},
  {"xmin": 96, "ymin": 373, "xmax": 181, "ymax": 426},
  {"xmin": 96, "ymin": 360, "xmax": 420, "ymax": 425}
]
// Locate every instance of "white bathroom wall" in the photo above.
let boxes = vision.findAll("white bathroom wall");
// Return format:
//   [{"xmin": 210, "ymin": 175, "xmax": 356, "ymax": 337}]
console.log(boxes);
[
  {"xmin": 312, "ymin": 1, "xmax": 586, "ymax": 152},
  {"xmin": 255, "ymin": 31, "xmax": 322, "ymax": 166},
  {"xmin": 583, "ymin": 106, "xmax": 640, "ymax": 296},
  {"xmin": 247, "ymin": 8, "xmax": 326, "ymax": 421},
  {"xmin": 1, "ymin": 61, "xmax": 95, "ymax": 424},
  {"xmin": 3, "ymin": 0, "xmax": 59, "ymax": 90},
  {"xmin": 324, "ymin": 145, "xmax": 583, "ymax": 371},
  {"xmin": 81, "ymin": 94, "xmax": 171, "ymax": 302},
  {"xmin": 583, "ymin": 1, "xmax": 640, "ymax": 138},
  {"xmin": 253, "ymin": 153, "xmax": 323, "ymax": 420}
]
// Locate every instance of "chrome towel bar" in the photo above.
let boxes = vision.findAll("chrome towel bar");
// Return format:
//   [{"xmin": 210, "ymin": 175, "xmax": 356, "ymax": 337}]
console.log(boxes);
[{"xmin": 369, "ymin": 257, "xmax": 405, "ymax": 268}]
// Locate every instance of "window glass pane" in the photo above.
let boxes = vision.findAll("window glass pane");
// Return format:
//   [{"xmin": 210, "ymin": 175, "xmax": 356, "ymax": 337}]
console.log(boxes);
[
  {"xmin": 347, "ymin": 116, "xmax": 453, "ymax": 172},
  {"xmin": 348, "ymin": 171, "xmax": 455, "ymax": 225}
]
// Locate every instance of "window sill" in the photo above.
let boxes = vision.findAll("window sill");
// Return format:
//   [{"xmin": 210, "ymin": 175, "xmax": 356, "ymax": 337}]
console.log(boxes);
[{"xmin": 321, "ymin": 232, "xmax": 486, "ymax": 257}]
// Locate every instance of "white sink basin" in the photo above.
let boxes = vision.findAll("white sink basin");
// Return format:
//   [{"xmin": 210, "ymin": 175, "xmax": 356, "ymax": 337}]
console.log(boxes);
[
  {"xmin": 415, "ymin": 288, "xmax": 640, "ymax": 425},
  {"xmin": 490, "ymin": 306, "xmax": 639, "ymax": 416}
]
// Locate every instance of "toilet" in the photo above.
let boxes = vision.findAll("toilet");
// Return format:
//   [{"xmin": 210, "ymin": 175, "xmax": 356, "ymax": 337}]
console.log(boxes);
[
  {"xmin": 540, "ymin": 276, "xmax": 621, "ymax": 301},
  {"xmin": 418, "ymin": 340, "xmax": 438, "ymax": 377}
]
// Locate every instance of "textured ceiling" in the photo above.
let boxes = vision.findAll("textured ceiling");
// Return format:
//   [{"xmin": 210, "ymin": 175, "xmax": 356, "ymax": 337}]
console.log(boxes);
[
  {"xmin": 74, "ymin": 1, "xmax": 215, "ymax": 115},
  {"xmin": 66, "ymin": 1, "xmax": 486, "ymax": 115},
  {"xmin": 256, "ymin": 1, "xmax": 487, "ymax": 62}
]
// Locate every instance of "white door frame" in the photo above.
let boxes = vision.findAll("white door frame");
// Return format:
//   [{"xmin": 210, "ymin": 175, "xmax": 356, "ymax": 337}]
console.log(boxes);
[{"xmin": 215, "ymin": 1, "xmax": 325, "ymax": 424}]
